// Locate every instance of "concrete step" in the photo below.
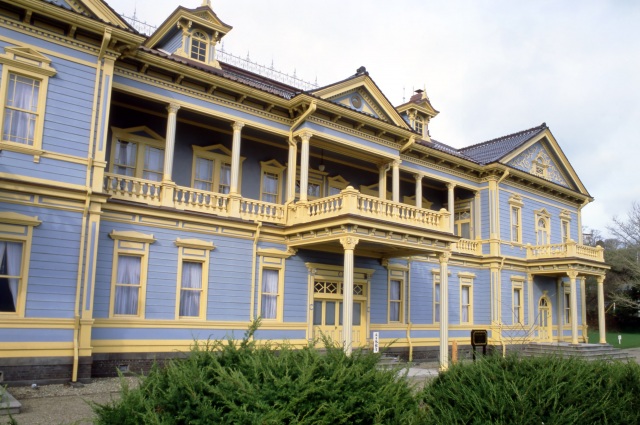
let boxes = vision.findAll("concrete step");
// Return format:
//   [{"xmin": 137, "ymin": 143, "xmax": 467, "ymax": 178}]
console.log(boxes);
[{"xmin": 520, "ymin": 343, "xmax": 631, "ymax": 361}]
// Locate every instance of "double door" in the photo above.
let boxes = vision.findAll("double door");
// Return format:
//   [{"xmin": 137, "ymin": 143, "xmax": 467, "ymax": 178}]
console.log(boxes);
[{"xmin": 313, "ymin": 299, "xmax": 366, "ymax": 347}]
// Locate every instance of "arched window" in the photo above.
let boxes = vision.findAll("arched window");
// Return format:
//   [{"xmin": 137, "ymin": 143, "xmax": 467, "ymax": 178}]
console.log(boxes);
[
  {"xmin": 536, "ymin": 217, "xmax": 548, "ymax": 245},
  {"xmin": 190, "ymin": 31, "xmax": 208, "ymax": 62}
]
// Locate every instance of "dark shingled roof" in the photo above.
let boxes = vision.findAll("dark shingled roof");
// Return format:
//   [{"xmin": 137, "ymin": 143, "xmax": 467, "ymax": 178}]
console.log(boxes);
[
  {"xmin": 418, "ymin": 139, "xmax": 476, "ymax": 162},
  {"xmin": 458, "ymin": 123, "xmax": 548, "ymax": 165}
]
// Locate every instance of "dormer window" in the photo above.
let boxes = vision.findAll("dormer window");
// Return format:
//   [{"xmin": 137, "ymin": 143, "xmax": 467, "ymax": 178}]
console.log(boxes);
[
  {"xmin": 190, "ymin": 31, "xmax": 208, "ymax": 62},
  {"xmin": 414, "ymin": 116, "xmax": 424, "ymax": 136}
]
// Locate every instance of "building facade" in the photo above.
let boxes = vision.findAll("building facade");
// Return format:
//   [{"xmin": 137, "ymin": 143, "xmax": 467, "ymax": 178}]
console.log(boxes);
[{"xmin": 0, "ymin": 0, "xmax": 609, "ymax": 384}]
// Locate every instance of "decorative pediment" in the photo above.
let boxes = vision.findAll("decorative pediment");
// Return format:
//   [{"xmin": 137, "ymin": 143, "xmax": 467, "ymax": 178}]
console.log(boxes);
[
  {"xmin": 507, "ymin": 142, "xmax": 570, "ymax": 188},
  {"xmin": 0, "ymin": 46, "xmax": 56, "ymax": 76},
  {"xmin": 308, "ymin": 70, "xmax": 410, "ymax": 129},
  {"xmin": 111, "ymin": 126, "xmax": 165, "ymax": 144},
  {"xmin": 193, "ymin": 144, "xmax": 232, "ymax": 157}
]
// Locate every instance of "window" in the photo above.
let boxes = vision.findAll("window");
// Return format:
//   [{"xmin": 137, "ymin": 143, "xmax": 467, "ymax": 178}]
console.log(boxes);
[
  {"xmin": 389, "ymin": 279, "xmax": 402, "ymax": 322},
  {"xmin": 257, "ymin": 248, "xmax": 294, "ymax": 321},
  {"xmin": 190, "ymin": 30, "xmax": 208, "ymax": 62},
  {"xmin": 110, "ymin": 128, "xmax": 165, "ymax": 181},
  {"xmin": 192, "ymin": 145, "xmax": 238, "ymax": 194},
  {"xmin": 560, "ymin": 210, "xmax": 572, "ymax": 243},
  {"xmin": 512, "ymin": 278, "xmax": 524, "ymax": 324},
  {"xmin": 260, "ymin": 269, "xmax": 280, "ymax": 319},
  {"xmin": 0, "ymin": 46, "xmax": 57, "ymax": 158},
  {"xmin": 260, "ymin": 160, "xmax": 285, "ymax": 204},
  {"xmin": 295, "ymin": 167, "xmax": 326, "ymax": 200},
  {"xmin": 454, "ymin": 209, "xmax": 471, "ymax": 239},
  {"xmin": 460, "ymin": 275, "xmax": 474, "ymax": 324},
  {"xmin": 433, "ymin": 273, "xmax": 441, "ymax": 323},
  {"xmin": 535, "ymin": 209, "xmax": 551, "ymax": 245},
  {"xmin": 175, "ymin": 238, "xmax": 214, "ymax": 319},
  {"xmin": 564, "ymin": 288, "xmax": 571, "ymax": 325},
  {"xmin": 0, "ymin": 212, "xmax": 40, "ymax": 316},
  {"xmin": 508, "ymin": 195, "xmax": 523, "ymax": 243},
  {"xmin": 109, "ymin": 230, "xmax": 155, "ymax": 318},
  {"xmin": 328, "ymin": 175, "xmax": 349, "ymax": 196},
  {"xmin": 414, "ymin": 116, "xmax": 424, "ymax": 136}
]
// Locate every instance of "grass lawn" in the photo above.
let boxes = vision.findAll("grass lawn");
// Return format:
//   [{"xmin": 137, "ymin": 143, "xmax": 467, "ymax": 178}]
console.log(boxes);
[{"xmin": 588, "ymin": 330, "xmax": 640, "ymax": 348}]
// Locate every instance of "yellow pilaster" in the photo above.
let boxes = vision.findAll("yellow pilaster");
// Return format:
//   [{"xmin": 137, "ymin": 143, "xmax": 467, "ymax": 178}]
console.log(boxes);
[
  {"xmin": 439, "ymin": 252, "xmax": 450, "ymax": 371},
  {"xmin": 340, "ymin": 236, "xmax": 359, "ymax": 355}
]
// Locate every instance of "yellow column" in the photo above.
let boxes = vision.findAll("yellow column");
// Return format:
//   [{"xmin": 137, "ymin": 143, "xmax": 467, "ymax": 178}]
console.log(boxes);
[
  {"xmin": 568, "ymin": 271, "xmax": 579, "ymax": 344},
  {"xmin": 286, "ymin": 138, "xmax": 298, "ymax": 202},
  {"xmin": 229, "ymin": 121, "xmax": 244, "ymax": 195},
  {"xmin": 414, "ymin": 174, "xmax": 423, "ymax": 209},
  {"xmin": 392, "ymin": 160, "xmax": 400, "ymax": 203},
  {"xmin": 597, "ymin": 275, "xmax": 606, "ymax": 344},
  {"xmin": 299, "ymin": 131, "xmax": 311, "ymax": 202},
  {"xmin": 91, "ymin": 56, "xmax": 115, "ymax": 193},
  {"xmin": 378, "ymin": 163, "xmax": 388, "ymax": 199},
  {"xmin": 527, "ymin": 273, "xmax": 534, "ymax": 328},
  {"xmin": 447, "ymin": 183, "xmax": 456, "ymax": 233},
  {"xmin": 580, "ymin": 277, "xmax": 588, "ymax": 342},
  {"xmin": 439, "ymin": 252, "xmax": 450, "ymax": 371},
  {"xmin": 340, "ymin": 236, "xmax": 359, "ymax": 355},
  {"xmin": 487, "ymin": 176, "xmax": 500, "ymax": 255},
  {"xmin": 163, "ymin": 103, "xmax": 180, "ymax": 182}
]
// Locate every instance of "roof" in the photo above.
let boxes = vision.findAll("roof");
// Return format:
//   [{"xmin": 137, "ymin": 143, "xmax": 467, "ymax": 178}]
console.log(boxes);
[{"xmin": 458, "ymin": 123, "xmax": 548, "ymax": 165}]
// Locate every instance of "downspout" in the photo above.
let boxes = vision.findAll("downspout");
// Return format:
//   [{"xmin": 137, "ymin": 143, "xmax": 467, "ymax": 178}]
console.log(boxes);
[
  {"xmin": 250, "ymin": 220, "xmax": 263, "ymax": 322},
  {"xmin": 406, "ymin": 258, "xmax": 413, "ymax": 362},
  {"xmin": 400, "ymin": 136, "xmax": 416, "ymax": 154}
]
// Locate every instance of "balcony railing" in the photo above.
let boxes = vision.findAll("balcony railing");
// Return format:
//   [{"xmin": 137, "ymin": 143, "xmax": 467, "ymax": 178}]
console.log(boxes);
[
  {"xmin": 103, "ymin": 177, "xmax": 450, "ymax": 233},
  {"xmin": 453, "ymin": 239, "xmax": 482, "ymax": 255},
  {"xmin": 526, "ymin": 241, "xmax": 604, "ymax": 261}
]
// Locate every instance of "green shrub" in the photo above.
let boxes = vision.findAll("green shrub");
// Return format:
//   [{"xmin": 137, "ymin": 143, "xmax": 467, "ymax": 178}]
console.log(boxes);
[
  {"xmin": 93, "ymin": 321, "xmax": 425, "ymax": 424},
  {"xmin": 420, "ymin": 354, "xmax": 640, "ymax": 424}
]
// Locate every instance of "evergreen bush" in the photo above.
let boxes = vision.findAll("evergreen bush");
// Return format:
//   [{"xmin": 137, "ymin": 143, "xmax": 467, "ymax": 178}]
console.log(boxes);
[
  {"xmin": 420, "ymin": 353, "xmax": 640, "ymax": 424},
  {"xmin": 93, "ymin": 321, "xmax": 424, "ymax": 424}
]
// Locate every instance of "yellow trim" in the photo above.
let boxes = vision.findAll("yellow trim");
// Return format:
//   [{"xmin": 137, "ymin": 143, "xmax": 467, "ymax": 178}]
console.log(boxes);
[
  {"xmin": 259, "ymin": 159, "xmax": 285, "ymax": 204},
  {"xmin": 327, "ymin": 175, "xmax": 349, "ymax": 195},
  {"xmin": 511, "ymin": 277, "xmax": 525, "ymax": 325},
  {"xmin": 257, "ymin": 256, "xmax": 285, "ymax": 322},
  {"xmin": 109, "ymin": 126, "xmax": 166, "ymax": 179},
  {"xmin": 534, "ymin": 208, "xmax": 551, "ymax": 245},
  {"xmin": 191, "ymin": 144, "xmax": 244, "ymax": 193},
  {"xmin": 432, "ymin": 270, "xmax": 441, "ymax": 324},
  {"xmin": 0, "ymin": 342, "xmax": 74, "ymax": 358},
  {"xmin": 108, "ymin": 231, "xmax": 155, "ymax": 318},
  {"xmin": 175, "ymin": 239, "xmax": 213, "ymax": 320}
]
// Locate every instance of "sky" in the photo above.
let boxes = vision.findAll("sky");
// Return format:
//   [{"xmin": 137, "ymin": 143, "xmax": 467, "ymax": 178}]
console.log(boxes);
[{"xmin": 105, "ymin": 0, "xmax": 640, "ymax": 237}]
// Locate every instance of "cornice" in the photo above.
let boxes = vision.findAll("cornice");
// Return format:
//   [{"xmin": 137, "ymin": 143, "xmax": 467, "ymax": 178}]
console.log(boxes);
[
  {"xmin": 401, "ymin": 154, "xmax": 483, "ymax": 184},
  {"xmin": 306, "ymin": 116, "xmax": 401, "ymax": 151},
  {"xmin": 113, "ymin": 68, "xmax": 292, "ymax": 126}
]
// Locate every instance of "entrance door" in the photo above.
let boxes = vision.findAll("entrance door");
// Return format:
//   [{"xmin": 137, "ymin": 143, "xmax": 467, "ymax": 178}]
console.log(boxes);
[
  {"xmin": 538, "ymin": 296, "xmax": 552, "ymax": 342},
  {"xmin": 313, "ymin": 300, "xmax": 365, "ymax": 347}
]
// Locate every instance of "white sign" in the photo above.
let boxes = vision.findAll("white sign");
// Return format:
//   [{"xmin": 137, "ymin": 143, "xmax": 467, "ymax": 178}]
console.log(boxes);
[{"xmin": 373, "ymin": 332, "xmax": 379, "ymax": 353}]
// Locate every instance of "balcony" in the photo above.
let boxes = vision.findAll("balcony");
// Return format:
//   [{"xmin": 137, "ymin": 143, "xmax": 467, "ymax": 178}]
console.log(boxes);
[
  {"xmin": 526, "ymin": 241, "xmax": 604, "ymax": 262},
  {"xmin": 452, "ymin": 239, "xmax": 482, "ymax": 255},
  {"xmin": 103, "ymin": 175, "xmax": 449, "ymax": 233}
]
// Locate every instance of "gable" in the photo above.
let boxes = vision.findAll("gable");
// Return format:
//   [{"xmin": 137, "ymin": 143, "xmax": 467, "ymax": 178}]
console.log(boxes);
[
  {"xmin": 507, "ymin": 141, "xmax": 572, "ymax": 188},
  {"xmin": 328, "ymin": 88, "xmax": 389, "ymax": 120}
]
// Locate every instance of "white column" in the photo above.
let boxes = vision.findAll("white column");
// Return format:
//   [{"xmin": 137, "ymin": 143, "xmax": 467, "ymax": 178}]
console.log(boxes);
[
  {"xmin": 414, "ymin": 174, "xmax": 423, "ymax": 209},
  {"xmin": 163, "ymin": 103, "xmax": 180, "ymax": 182},
  {"xmin": 568, "ymin": 271, "xmax": 579, "ymax": 344},
  {"xmin": 580, "ymin": 277, "xmax": 587, "ymax": 342},
  {"xmin": 392, "ymin": 160, "xmax": 400, "ymax": 203},
  {"xmin": 229, "ymin": 121, "xmax": 244, "ymax": 195},
  {"xmin": 299, "ymin": 131, "xmax": 311, "ymax": 202},
  {"xmin": 527, "ymin": 273, "xmax": 534, "ymax": 327},
  {"xmin": 557, "ymin": 278, "xmax": 563, "ymax": 343},
  {"xmin": 340, "ymin": 236, "xmax": 359, "ymax": 355},
  {"xmin": 447, "ymin": 183, "xmax": 456, "ymax": 233},
  {"xmin": 286, "ymin": 139, "xmax": 298, "ymax": 202},
  {"xmin": 439, "ymin": 252, "xmax": 450, "ymax": 371},
  {"xmin": 379, "ymin": 164, "xmax": 388, "ymax": 200},
  {"xmin": 474, "ymin": 191, "xmax": 481, "ymax": 239},
  {"xmin": 597, "ymin": 275, "xmax": 606, "ymax": 344}
]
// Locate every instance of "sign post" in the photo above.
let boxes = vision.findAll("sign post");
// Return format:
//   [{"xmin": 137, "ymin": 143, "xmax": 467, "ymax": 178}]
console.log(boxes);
[{"xmin": 470, "ymin": 329, "xmax": 488, "ymax": 362}]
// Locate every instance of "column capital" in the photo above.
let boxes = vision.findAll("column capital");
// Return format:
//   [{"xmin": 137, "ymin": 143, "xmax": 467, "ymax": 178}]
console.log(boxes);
[
  {"xmin": 438, "ymin": 251, "xmax": 451, "ymax": 264},
  {"xmin": 414, "ymin": 173, "xmax": 423, "ymax": 182},
  {"xmin": 340, "ymin": 236, "xmax": 359, "ymax": 250},
  {"xmin": 596, "ymin": 275, "xmax": 605, "ymax": 284},
  {"xmin": 231, "ymin": 121, "xmax": 245, "ymax": 131},
  {"xmin": 392, "ymin": 159, "xmax": 401, "ymax": 167},
  {"xmin": 567, "ymin": 270, "xmax": 579, "ymax": 280},
  {"xmin": 446, "ymin": 182, "xmax": 456, "ymax": 190},
  {"xmin": 166, "ymin": 103, "xmax": 181, "ymax": 114},
  {"xmin": 299, "ymin": 130, "xmax": 312, "ymax": 142}
]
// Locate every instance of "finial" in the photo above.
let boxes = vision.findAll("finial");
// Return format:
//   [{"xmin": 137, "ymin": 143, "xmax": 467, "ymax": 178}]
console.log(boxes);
[{"xmin": 201, "ymin": 0, "xmax": 211, "ymax": 7}]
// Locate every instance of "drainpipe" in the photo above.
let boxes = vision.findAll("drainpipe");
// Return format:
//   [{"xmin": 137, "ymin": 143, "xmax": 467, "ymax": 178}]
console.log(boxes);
[
  {"xmin": 400, "ymin": 136, "xmax": 416, "ymax": 153},
  {"xmin": 406, "ymin": 258, "xmax": 413, "ymax": 362},
  {"xmin": 250, "ymin": 220, "xmax": 263, "ymax": 321}
]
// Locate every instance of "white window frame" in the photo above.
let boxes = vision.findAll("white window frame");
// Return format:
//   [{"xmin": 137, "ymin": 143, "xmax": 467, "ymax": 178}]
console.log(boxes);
[
  {"xmin": 109, "ymin": 127, "xmax": 166, "ymax": 180},
  {"xmin": 0, "ymin": 212, "xmax": 41, "ymax": 317},
  {"xmin": 0, "ymin": 46, "xmax": 57, "ymax": 161},
  {"xmin": 190, "ymin": 30, "xmax": 209, "ymax": 62},
  {"xmin": 256, "ymin": 248, "xmax": 295, "ymax": 322},
  {"xmin": 109, "ymin": 230, "xmax": 155, "ymax": 318},
  {"xmin": 512, "ymin": 277, "xmax": 525, "ymax": 325},
  {"xmin": 191, "ymin": 144, "xmax": 242, "ymax": 194},
  {"xmin": 386, "ymin": 266, "xmax": 406, "ymax": 324},
  {"xmin": 459, "ymin": 273, "xmax": 475, "ymax": 324},
  {"xmin": 535, "ymin": 209, "xmax": 551, "ymax": 246},
  {"xmin": 175, "ymin": 238, "xmax": 215, "ymax": 320},
  {"xmin": 508, "ymin": 195, "xmax": 524, "ymax": 244}
]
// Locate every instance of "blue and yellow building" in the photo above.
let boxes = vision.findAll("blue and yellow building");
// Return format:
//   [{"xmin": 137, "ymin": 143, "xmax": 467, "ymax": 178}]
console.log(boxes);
[{"xmin": 0, "ymin": 0, "xmax": 609, "ymax": 384}]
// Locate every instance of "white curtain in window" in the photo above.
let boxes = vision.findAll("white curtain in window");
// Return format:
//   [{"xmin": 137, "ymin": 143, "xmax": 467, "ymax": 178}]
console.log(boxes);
[
  {"xmin": 461, "ymin": 287, "xmax": 470, "ymax": 322},
  {"xmin": 390, "ymin": 280, "xmax": 400, "ymax": 321},
  {"xmin": 219, "ymin": 163, "xmax": 231, "ymax": 194},
  {"xmin": 3, "ymin": 74, "xmax": 38, "ymax": 144},
  {"xmin": 0, "ymin": 241, "xmax": 23, "ymax": 309},
  {"xmin": 261, "ymin": 269, "xmax": 279, "ymax": 319},
  {"xmin": 179, "ymin": 262, "xmax": 202, "ymax": 317},
  {"xmin": 262, "ymin": 173, "xmax": 278, "ymax": 203},
  {"xmin": 143, "ymin": 146, "xmax": 164, "ymax": 181},
  {"xmin": 194, "ymin": 157, "xmax": 213, "ymax": 191},
  {"xmin": 114, "ymin": 255, "xmax": 141, "ymax": 315},
  {"xmin": 114, "ymin": 140, "xmax": 137, "ymax": 176}
]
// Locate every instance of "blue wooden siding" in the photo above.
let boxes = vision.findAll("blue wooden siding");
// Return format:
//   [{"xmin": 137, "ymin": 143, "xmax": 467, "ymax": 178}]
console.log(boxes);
[
  {"xmin": 160, "ymin": 32, "xmax": 184, "ymax": 54},
  {"xmin": 0, "ymin": 151, "xmax": 87, "ymax": 186},
  {"xmin": 480, "ymin": 189, "xmax": 490, "ymax": 241},
  {"xmin": 0, "ymin": 329, "xmax": 73, "ymax": 342},
  {"xmin": 0, "ymin": 33, "xmax": 98, "ymax": 64},
  {"xmin": 282, "ymin": 251, "xmax": 309, "ymax": 323},
  {"xmin": 0, "ymin": 202, "xmax": 82, "ymax": 319},
  {"xmin": 409, "ymin": 261, "xmax": 434, "ymax": 325}
]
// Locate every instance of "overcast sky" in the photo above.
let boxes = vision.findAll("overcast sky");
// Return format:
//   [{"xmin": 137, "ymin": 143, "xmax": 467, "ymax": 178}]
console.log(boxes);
[{"xmin": 106, "ymin": 0, "xmax": 640, "ymax": 237}]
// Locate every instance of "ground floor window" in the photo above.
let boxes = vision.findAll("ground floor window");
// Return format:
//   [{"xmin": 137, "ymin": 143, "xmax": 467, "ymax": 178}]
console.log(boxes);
[{"xmin": 0, "ymin": 241, "xmax": 23, "ymax": 313}]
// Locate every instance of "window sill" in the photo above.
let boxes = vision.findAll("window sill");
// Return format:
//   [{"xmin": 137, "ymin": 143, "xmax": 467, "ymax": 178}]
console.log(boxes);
[{"xmin": 0, "ymin": 141, "xmax": 44, "ymax": 162}]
